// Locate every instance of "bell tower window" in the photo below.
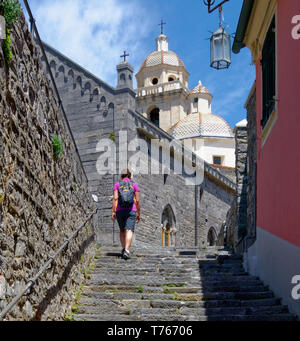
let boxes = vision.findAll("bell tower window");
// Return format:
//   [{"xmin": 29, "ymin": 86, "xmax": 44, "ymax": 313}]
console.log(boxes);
[
  {"xmin": 168, "ymin": 76, "xmax": 175, "ymax": 82},
  {"xmin": 152, "ymin": 77, "xmax": 158, "ymax": 85},
  {"xmin": 149, "ymin": 108, "xmax": 160, "ymax": 127}
]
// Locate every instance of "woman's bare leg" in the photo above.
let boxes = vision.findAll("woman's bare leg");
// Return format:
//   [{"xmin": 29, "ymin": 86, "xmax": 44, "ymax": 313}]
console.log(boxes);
[
  {"xmin": 125, "ymin": 230, "xmax": 134, "ymax": 251},
  {"xmin": 120, "ymin": 230, "xmax": 126, "ymax": 249}
]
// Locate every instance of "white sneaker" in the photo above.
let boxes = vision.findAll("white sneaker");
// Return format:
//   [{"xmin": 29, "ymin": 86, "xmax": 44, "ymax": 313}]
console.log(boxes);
[{"xmin": 123, "ymin": 250, "xmax": 130, "ymax": 260}]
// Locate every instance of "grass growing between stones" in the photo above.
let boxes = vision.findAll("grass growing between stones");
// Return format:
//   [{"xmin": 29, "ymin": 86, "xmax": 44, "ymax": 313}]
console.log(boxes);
[
  {"xmin": 137, "ymin": 285, "xmax": 144, "ymax": 293},
  {"xmin": 52, "ymin": 134, "xmax": 64, "ymax": 160},
  {"xmin": 64, "ymin": 283, "xmax": 84, "ymax": 321}
]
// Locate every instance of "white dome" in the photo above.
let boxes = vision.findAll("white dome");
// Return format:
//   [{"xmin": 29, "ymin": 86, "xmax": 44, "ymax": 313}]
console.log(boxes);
[
  {"xmin": 169, "ymin": 113, "xmax": 234, "ymax": 139},
  {"xmin": 138, "ymin": 34, "xmax": 186, "ymax": 72},
  {"xmin": 139, "ymin": 50, "xmax": 185, "ymax": 70}
]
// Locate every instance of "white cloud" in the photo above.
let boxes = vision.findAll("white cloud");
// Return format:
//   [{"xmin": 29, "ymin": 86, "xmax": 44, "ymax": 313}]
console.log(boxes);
[{"xmin": 22, "ymin": 0, "xmax": 152, "ymax": 87}]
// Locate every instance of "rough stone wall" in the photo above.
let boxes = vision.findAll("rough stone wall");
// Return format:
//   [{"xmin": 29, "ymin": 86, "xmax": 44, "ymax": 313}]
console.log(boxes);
[
  {"xmin": 246, "ymin": 84, "xmax": 257, "ymax": 239},
  {"xmin": 0, "ymin": 12, "xmax": 96, "ymax": 320},
  {"xmin": 224, "ymin": 124, "xmax": 248, "ymax": 252},
  {"xmin": 235, "ymin": 125, "xmax": 248, "ymax": 246}
]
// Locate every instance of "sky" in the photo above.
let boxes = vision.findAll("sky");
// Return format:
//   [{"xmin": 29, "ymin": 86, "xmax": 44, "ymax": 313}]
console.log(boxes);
[{"xmin": 20, "ymin": 0, "xmax": 255, "ymax": 128}]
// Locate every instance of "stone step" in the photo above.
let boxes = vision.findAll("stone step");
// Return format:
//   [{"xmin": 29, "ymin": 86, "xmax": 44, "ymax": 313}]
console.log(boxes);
[
  {"xmin": 75, "ymin": 247, "xmax": 293, "ymax": 322},
  {"xmin": 150, "ymin": 298, "xmax": 282, "ymax": 309},
  {"xmin": 73, "ymin": 313, "xmax": 189, "ymax": 321},
  {"xmin": 82, "ymin": 285, "xmax": 202, "ymax": 295},
  {"xmin": 73, "ymin": 312, "xmax": 296, "ymax": 322},
  {"xmin": 191, "ymin": 314, "xmax": 298, "ymax": 321},
  {"xmin": 179, "ymin": 305, "xmax": 289, "ymax": 316}
]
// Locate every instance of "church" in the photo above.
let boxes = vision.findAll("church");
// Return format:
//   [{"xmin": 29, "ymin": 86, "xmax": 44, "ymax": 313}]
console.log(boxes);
[
  {"xmin": 40, "ymin": 27, "xmax": 237, "ymax": 249},
  {"xmin": 135, "ymin": 32, "xmax": 235, "ymax": 169}
]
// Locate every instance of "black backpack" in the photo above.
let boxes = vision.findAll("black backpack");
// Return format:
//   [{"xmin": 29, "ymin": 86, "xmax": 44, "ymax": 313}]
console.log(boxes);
[{"xmin": 118, "ymin": 181, "xmax": 135, "ymax": 208}]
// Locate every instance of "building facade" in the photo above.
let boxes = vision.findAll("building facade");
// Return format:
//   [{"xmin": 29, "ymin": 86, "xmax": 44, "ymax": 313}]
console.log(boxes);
[
  {"xmin": 136, "ymin": 33, "xmax": 236, "ymax": 169},
  {"xmin": 233, "ymin": 0, "xmax": 300, "ymax": 317}
]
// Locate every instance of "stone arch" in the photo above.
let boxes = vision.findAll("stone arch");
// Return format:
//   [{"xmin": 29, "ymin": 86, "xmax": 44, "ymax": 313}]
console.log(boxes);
[
  {"xmin": 90, "ymin": 87, "xmax": 99, "ymax": 103},
  {"xmin": 168, "ymin": 75, "xmax": 176, "ymax": 82},
  {"xmin": 100, "ymin": 96, "xmax": 107, "ymax": 109},
  {"xmin": 147, "ymin": 106, "xmax": 160, "ymax": 128},
  {"xmin": 207, "ymin": 227, "xmax": 217, "ymax": 246},
  {"xmin": 108, "ymin": 103, "xmax": 114, "ymax": 114},
  {"xmin": 161, "ymin": 204, "xmax": 177, "ymax": 247},
  {"xmin": 67, "ymin": 69, "xmax": 75, "ymax": 83},
  {"xmin": 76, "ymin": 76, "xmax": 82, "ymax": 89},
  {"xmin": 49, "ymin": 60, "xmax": 56, "ymax": 72},
  {"xmin": 120, "ymin": 73, "xmax": 126, "ymax": 85}
]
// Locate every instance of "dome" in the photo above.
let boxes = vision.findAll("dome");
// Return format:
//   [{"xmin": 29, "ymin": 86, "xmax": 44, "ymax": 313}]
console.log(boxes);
[
  {"xmin": 138, "ymin": 34, "xmax": 186, "ymax": 72},
  {"xmin": 169, "ymin": 112, "xmax": 234, "ymax": 139},
  {"xmin": 191, "ymin": 81, "xmax": 212, "ymax": 96},
  {"xmin": 139, "ymin": 50, "xmax": 186, "ymax": 70}
]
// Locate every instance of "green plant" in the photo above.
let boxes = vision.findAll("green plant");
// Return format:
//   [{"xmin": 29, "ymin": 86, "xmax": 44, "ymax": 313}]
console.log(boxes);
[
  {"xmin": 109, "ymin": 132, "xmax": 115, "ymax": 142},
  {"xmin": 0, "ymin": 0, "xmax": 22, "ymax": 27},
  {"xmin": 0, "ymin": 1, "xmax": 22, "ymax": 68},
  {"xmin": 52, "ymin": 134, "xmax": 64, "ymax": 159},
  {"xmin": 137, "ymin": 285, "xmax": 144, "ymax": 293},
  {"xmin": 85, "ymin": 224, "xmax": 89, "ymax": 233},
  {"xmin": 2, "ymin": 28, "xmax": 12, "ymax": 67}
]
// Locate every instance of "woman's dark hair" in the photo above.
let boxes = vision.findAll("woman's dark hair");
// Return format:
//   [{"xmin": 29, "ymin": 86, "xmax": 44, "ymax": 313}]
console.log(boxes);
[{"xmin": 120, "ymin": 169, "xmax": 132, "ymax": 179}]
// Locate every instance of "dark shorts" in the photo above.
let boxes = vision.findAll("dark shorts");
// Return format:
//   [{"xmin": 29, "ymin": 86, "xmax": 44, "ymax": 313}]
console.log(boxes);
[{"xmin": 116, "ymin": 210, "xmax": 137, "ymax": 232}]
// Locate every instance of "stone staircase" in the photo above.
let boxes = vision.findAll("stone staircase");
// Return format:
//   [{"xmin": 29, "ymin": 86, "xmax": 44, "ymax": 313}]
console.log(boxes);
[{"xmin": 73, "ymin": 245, "xmax": 298, "ymax": 321}]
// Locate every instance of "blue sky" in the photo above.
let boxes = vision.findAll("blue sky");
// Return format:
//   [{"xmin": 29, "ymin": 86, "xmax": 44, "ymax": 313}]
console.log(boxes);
[{"xmin": 21, "ymin": 0, "xmax": 255, "ymax": 128}]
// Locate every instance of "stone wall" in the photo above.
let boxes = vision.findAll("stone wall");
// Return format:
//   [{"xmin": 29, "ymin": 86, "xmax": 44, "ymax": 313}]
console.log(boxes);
[
  {"xmin": 127, "ymin": 111, "xmax": 235, "ymax": 249},
  {"xmin": 0, "ymin": 11, "xmax": 96, "ymax": 320},
  {"xmin": 246, "ymin": 83, "xmax": 256, "ymax": 239},
  {"xmin": 225, "ymin": 84, "xmax": 257, "ymax": 253}
]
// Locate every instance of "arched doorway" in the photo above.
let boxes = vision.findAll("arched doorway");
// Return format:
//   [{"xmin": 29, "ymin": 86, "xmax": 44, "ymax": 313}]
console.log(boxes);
[
  {"xmin": 149, "ymin": 108, "xmax": 160, "ymax": 128},
  {"xmin": 161, "ymin": 205, "xmax": 176, "ymax": 247},
  {"xmin": 207, "ymin": 227, "xmax": 217, "ymax": 246}
]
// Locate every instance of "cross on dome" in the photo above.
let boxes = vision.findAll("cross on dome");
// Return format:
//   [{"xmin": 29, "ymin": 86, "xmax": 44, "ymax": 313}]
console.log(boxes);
[
  {"xmin": 120, "ymin": 50, "xmax": 129, "ymax": 62},
  {"xmin": 159, "ymin": 19, "xmax": 166, "ymax": 35}
]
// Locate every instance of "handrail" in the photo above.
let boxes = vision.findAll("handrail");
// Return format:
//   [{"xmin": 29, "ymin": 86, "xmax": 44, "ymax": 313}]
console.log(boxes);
[
  {"xmin": 22, "ymin": 0, "xmax": 89, "ymax": 184},
  {"xmin": 0, "ymin": 208, "xmax": 98, "ymax": 321}
]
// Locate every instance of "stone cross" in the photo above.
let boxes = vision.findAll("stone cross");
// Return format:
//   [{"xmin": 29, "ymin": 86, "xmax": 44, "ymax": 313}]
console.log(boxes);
[
  {"xmin": 0, "ymin": 16, "xmax": 6, "ymax": 40},
  {"xmin": 120, "ymin": 51, "xmax": 129, "ymax": 63},
  {"xmin": 159, "ymin": 19, "xmax": 166, "ymax": 35}
]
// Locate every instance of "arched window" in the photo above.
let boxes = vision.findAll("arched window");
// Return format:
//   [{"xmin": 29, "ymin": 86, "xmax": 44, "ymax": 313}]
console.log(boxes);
[
  {"xmin": 120, "ymin": 73, "xmax": 126, "ymax": 84},
  {"xmin": 161, "ymin": 205, "xmax": 177, "ymax": 247},
  {"xmin": 207, "ymin": 227, "xmax": 217, "ymax": 246},
  {"xmin": 168, "ymin": 76, "xmax": 175, "ymax": 82},
  {"xmin": 149, "ymin": 108, "xmax": 160, "ymax": 128}
]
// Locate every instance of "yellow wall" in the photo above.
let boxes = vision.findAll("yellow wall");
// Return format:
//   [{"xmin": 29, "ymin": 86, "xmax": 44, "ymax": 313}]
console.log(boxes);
[{"xmin": 244, "ymin": 0, "xmax": 277, "ymax": 63}]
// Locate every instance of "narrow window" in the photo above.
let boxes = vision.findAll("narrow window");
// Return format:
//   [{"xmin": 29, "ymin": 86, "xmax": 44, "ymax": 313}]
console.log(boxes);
[
  {"xmin": 213, "ymin": 156, "xmax": 222, "ymax": 166},
  {"xmin": 149, "ymin": 108, "xmax": 160, "ymax": 127},
  {"xmin": 261, "ymin": 16, "xmax": 276, "ymax": 128}
]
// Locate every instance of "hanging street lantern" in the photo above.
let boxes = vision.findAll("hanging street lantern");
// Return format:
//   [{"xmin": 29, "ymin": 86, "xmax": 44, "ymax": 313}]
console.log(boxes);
[
  {"xmin": 210, "ymin": 25, "xmax": 231, "ymax": 69},
  {"xmin": 209, "ymin": 6, "xmax": 231, "ymax": 70},
  {"xmin": 0, "ymin": 15, "xmax": 6, "ymax": 40}
]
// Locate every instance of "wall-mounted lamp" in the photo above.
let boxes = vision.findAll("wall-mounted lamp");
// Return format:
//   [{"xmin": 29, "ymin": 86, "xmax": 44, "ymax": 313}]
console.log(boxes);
[{"xmin": 203, "ymin": 0, "xmax": 229, "ymax": 13}]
